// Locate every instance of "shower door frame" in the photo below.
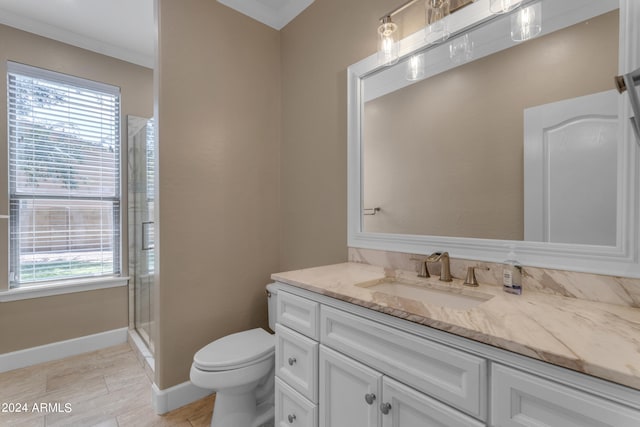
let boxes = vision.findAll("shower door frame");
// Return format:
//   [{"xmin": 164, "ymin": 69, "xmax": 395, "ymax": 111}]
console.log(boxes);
[{"xmin": 127, "ymin": 115, "xmax": 156, "ymax": 353}]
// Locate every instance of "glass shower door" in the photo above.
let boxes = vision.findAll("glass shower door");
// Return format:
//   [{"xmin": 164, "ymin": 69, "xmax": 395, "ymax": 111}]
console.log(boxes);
[{"xmin": 128, "ymin": 116, "xmax": 155, "ymax": 353}]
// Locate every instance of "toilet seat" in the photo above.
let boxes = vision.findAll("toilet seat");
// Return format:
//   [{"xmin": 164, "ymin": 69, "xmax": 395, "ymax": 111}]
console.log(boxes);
[{"xmin": 193, "ymin": 328, "xmax": 274, "ymax": 372}]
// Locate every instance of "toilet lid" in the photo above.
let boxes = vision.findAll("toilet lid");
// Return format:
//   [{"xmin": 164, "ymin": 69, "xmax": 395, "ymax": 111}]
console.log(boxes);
[{"xmin": 193, "ymin": 328, "xmax": 275, "ymax": 371}]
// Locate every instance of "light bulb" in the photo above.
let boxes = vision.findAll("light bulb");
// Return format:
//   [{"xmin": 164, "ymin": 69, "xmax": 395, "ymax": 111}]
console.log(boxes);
[
  {"xmin": 406, "ymin": 53, "xmax": 426, "ymax": 81},
  {"xmin": 490, "ymin": 0, "xmax": 523, "ymax": 14},
  {"xmin": 449, "ymin": 34, "xmax": 473, "ymax": 64},
  {"xmin": 378, "ymin": 18, "xmax": 399, "ymax": 66},
  {"xmin": 511, "ymin": 3, "xmax": 541, "ymax": 42},
  {"xmin": 425, "ymin": 0, "xmax": 450, "ymax": 43}
]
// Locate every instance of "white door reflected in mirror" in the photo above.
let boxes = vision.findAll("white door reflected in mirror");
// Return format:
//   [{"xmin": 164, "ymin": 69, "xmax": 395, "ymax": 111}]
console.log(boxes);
[{"xmin": 524, "ymin": 91, "xmax": 618, "ymax": 246}]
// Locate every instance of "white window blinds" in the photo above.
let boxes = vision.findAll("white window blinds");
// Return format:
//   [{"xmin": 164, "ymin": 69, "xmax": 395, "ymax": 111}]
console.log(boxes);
[{"xmin": 7, "ymin": 62, "xmax": 121, "ymax": 286}]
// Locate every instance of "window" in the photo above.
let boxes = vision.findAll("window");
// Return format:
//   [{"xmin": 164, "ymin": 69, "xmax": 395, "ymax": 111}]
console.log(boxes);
[{"xmin": 7, "ymin": 62, "xmax": 121, "ymax": 287}]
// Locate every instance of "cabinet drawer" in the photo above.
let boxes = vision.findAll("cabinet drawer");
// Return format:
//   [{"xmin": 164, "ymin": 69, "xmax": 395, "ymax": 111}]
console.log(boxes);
[
  {"xmin": 276, "ymin": 324, "xmax": 319, "ymax": 403},
  {"xmin": 491, "ymin": 364, "xmax": 640, "ymax": 427},
  {"xmin": 278, "ymin": 291, "xmax": 320, "ymax": 339},
  {"xmin": 276, "ymin": 377, "xmax": 318, "ymax": 427},
  {"xmin": 321, "ymin": 306, "xmax": 486, "ymax": 420}
]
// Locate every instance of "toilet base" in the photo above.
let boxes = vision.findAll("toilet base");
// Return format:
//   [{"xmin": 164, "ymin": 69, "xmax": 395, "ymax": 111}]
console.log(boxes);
[
  {"xmin": 211, "ymin": 386, "xmax": 274, "ymax": 427},
  {"xmin": 190, "ymin": 360, "xmax": 274, "ymax": 427}
]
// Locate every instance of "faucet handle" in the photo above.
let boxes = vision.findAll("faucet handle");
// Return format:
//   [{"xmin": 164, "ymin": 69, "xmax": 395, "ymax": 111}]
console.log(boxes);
[
  {"xmin": 464, "ymin": 266, "xmax": 489, "ymax": 287},
  {"xmin": 426, "ymin": 251, "xmax": 448, "ymax": 262},
  {"xmin": 409, "ymin": 257, "xmax": 430, "ymax": 278}
]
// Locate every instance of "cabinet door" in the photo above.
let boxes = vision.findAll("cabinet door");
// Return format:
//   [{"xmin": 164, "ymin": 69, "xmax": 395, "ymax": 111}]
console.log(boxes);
[
  {"xmin": 319, "ymin": 345, "xmax": 382, "ymax": 427},
  {"xmin": 491, "ymin": 364, "xmax": 640, "ymax": 427},
  {"xmin": 321, "ymin": 306, "xmax": 486, "ymax": 419},
  {"xmin": 380, "ymin": 377, "xmax": 485, "ymax": 427}
]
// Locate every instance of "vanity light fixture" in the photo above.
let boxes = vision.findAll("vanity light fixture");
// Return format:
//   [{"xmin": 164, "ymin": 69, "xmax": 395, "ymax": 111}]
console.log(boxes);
[
  {"xmin": 449, "ymin": 33, "xmax": 473, "ymax": 64},
  {"xmin": 378, "ymin": 15, "xmax": 400, "ymax": 66},
  {"xmin": 489, "ymin": 0, "xmax": 523, "ymax": 14},
  {"xmin": 511, "ymin": 2, "xmax": 541, "ymax": 42},
  {"xmin": 406, "ymin": 52, "xmax": 426, "ymax": 80},
  {"xmin": 377, "ymin": 0, "xmax": 423, "ymax": 67},
  {"xmin": 378, "ymin": 0, "xmax": 457, "ymax": 68},
  {"xmin": 426, "ymin": 0, "xmax": 451, "ymax": 43}
]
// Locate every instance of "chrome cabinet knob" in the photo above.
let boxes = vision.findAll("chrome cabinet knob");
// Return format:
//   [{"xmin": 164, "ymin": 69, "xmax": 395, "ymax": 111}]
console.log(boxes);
[
  {"xmin": 288, "ymin": 357, "xmax": 297, "ymax": 366},
  {"xmin": 380, "ymin": 402, "xmax": 392, "ymax": 415},
  {"xmin": 288, "ymin": 414, "xmax": 296, "ymax": 423},
  {"xmin": 364, "ymin": 393, "xmax": 376, "ymax": 405}
]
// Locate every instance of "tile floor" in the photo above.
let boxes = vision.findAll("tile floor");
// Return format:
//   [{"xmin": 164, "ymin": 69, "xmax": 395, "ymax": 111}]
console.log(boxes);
[{"xmin": 0, "ymin": 344, "xmax": 214, "ymax": 427}]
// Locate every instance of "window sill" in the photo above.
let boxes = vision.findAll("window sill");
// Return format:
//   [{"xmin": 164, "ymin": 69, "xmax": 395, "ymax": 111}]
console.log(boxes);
[{"xmin": 0, "ymin": 277, "xmax": 129, "ymax": 302}]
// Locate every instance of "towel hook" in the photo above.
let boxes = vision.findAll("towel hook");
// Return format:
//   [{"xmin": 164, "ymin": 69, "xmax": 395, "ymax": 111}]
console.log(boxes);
[{"xmin": 363, "ymin": 207, "xmax": 381, "ymax": 216}]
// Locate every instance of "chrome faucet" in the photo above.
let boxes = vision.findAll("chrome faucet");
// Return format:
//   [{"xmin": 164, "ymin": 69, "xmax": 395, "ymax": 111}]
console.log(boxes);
[{"xmin": 427, "ymin": 252, "xmax": 452, "ymax": 282}]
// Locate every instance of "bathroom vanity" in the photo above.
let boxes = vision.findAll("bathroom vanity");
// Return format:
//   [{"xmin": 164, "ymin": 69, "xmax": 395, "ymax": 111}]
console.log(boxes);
[
  {"xmin": 274, "ymin": 1, "xmax": 640, "ymax": 424},
  {"xmin": 271, "ymin": 263, "xmax": 640, "ymax": 427}
]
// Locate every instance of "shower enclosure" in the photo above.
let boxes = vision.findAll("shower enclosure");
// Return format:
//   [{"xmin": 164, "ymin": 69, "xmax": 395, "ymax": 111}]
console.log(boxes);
[{"xmin": 127, "ymin": 116, "xmax": 155, "ymax": 353}]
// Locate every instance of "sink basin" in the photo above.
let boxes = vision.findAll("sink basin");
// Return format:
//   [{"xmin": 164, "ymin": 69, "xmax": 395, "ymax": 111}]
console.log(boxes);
[{"xmin": 357, "ymin": 279, "xmax": 493, "ymax": 310}]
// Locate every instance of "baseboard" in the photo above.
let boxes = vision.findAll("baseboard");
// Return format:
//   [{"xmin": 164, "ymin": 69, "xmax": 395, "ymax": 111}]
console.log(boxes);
[
  {"xmin": 0, "ymin": 327, "xmax": 128, "ymax": 373},
  {"xmin": 152, "ymin": 381, "xmax": 213, "ymax": 414}
]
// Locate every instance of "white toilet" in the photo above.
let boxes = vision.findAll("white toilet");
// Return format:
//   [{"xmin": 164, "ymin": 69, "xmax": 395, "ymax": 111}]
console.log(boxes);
[{"xmin": 190, "ymin": 283, "xmax": 278, "ymax": 427}]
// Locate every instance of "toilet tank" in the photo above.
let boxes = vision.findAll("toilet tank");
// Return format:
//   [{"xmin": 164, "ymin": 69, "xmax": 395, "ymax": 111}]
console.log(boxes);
[{"xmin": 266, "ymin": 283, "xmax": 278, "ymax": 331}]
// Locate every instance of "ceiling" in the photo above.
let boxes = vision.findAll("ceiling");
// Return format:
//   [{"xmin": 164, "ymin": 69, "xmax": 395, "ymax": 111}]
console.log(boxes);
[
  {"xmin": 217, "ymin": 0, "xmax": 315, "ymax": 30},
  {"xmin": 0, "ymin": 0, "xmax": 314, "ymax": 69},
  {"xmin": 0, "ymin": 0, "xmax": 155, "ymax": 68}
]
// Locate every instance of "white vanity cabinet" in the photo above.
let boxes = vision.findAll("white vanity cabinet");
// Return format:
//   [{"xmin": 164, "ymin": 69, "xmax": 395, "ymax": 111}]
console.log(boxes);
[
  {"xmin": 319, "ymin": 345, "xmax": 381, "ymax": 427},
  {"xmin": 277, "ymin": 291, "xmax": 320, "ymax": 340},
  {"xmin": 273, "ymin": 286, "xmax": 640, "ymax": 427},
  {"xmin": 320, "ymin": 305, "xmax": 487, "ymax": 420},
  {"xmin": 380, "ymin": 376, "xmax": 485, "ymax": 427},
  {"xmin": 491, "ymin": 364, "xmax": 640, "ymax": 427},
  {"xmin": 276, "ymin": 324, "xmax": 319, "ymax": 402},
  {"xmin": 275, "ymin": 289, "xmax": 321, "ymax": 427},
  {"xmin": 274, "ymin": 288, "xmax": 486, "ymax": 427},
  {"xmin": 319, "ymin": 345, "xmax": 484, "ymax": 427},
  {"xmin": 276, "ymin": 377, "xmax": 318, "ymax": 427}
]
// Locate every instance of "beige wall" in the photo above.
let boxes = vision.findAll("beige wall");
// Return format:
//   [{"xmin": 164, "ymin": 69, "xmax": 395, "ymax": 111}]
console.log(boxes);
[
  {"xmin": 0, "ymin": 24, "xmax": 153, "ymax": 353},
  {"xmin": 363, "ymin": 11, "xmax": 618, "ymax": 240},
  {"xmin": 0, "ymin": 288, "xmax": 128, "ymax": 353},
  {"xmin": 278, "ymin": 0, "xmax": 448, "ymax": 271},
  {"xmin": 155, "ymin": 0, "xmax": 281, "ymax": 389},
  {"xmin": 280, "ymin": 0, "xmax": 408, "ymax": 270}
]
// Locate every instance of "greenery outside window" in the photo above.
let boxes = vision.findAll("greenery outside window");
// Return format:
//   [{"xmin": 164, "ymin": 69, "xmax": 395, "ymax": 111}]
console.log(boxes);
[{"xmin": 7, "ymin": 62, "xmax": 121, "ymax": 287}]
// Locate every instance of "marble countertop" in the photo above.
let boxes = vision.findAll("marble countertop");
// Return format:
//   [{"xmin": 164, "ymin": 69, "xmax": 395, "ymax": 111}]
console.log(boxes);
[{"xmin": 272, "ymin": 262, "xmax": 640, "ymax": 390}]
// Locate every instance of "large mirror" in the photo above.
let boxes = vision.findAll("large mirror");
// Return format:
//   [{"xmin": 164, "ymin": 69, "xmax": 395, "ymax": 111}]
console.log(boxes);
[{"xmin": 348, "ymin": 0, "xmax": 640, "ymax": 276}]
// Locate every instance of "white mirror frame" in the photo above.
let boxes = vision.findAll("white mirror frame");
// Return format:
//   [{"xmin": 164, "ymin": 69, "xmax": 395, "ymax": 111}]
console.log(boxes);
[{"xmin": 347, "ymin": 0, "xmax": 640, "ymax": 278}]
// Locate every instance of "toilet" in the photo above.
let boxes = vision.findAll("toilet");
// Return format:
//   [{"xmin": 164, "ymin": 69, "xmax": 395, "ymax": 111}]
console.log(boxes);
[{"xmin": 190, "ymin": 283, "xmax": 278, "ymax": 427}]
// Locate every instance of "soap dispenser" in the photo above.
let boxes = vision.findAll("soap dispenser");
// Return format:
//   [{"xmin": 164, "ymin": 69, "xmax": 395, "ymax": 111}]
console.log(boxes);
[{"xmin": 503, "ymin": 246, "xmax": 522, "ymax": 295}]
